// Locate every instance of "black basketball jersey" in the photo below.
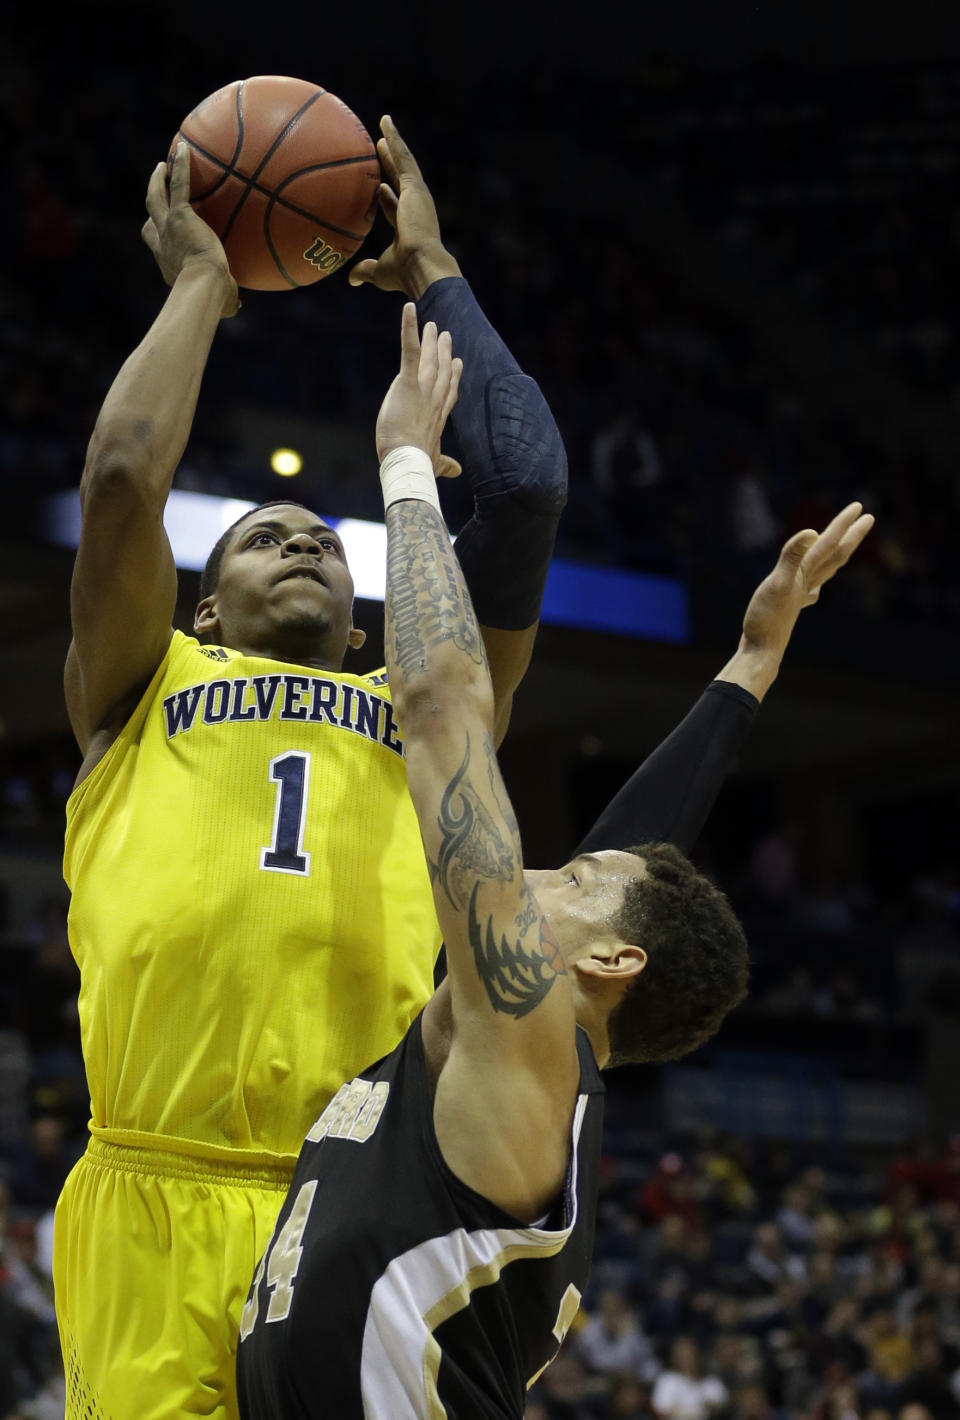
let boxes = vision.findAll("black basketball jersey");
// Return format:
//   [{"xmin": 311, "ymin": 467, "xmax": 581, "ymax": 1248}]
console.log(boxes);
[{"xmin": 236, "ymin": 1014, "xmax": 605, "ymax": 1420}]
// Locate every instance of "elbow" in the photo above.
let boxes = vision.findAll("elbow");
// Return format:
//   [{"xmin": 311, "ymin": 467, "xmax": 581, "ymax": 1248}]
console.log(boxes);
[
  {"xmin": 80, "ymin": 437, "xmax": 159, "ymax": 509},
  {"xmin": 394, "ymin": 670, "xmax": 495, "ymax": 743}
]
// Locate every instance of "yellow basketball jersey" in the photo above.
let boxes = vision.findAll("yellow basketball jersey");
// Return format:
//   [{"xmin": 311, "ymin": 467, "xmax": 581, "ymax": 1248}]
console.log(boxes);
[{"xmin": 64, "ymin": 631, "xmax": 440, "ymax": 1166}]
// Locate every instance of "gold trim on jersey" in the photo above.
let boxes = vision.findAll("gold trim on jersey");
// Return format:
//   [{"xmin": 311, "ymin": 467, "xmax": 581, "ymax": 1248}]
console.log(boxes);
[{"xmin": 421, "ymin": 1235, "xmax": 572, "ymax": 1416}]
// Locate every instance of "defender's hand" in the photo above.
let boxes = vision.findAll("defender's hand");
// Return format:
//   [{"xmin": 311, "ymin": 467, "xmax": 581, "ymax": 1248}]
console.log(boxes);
[
  {"xmin": 741, "ymin": 501, "xmax": 874, "ymax": 658},
  {"xmin": 141, "ymin": 142, "xmax": 239, "ymax": 317},
  {"xmin": 376, "ymin": 303, "xmax": 462, "ymax": 476},
  {"xmin": 349, "ymin": 116, "xmax": 461, "ymax": 300}
]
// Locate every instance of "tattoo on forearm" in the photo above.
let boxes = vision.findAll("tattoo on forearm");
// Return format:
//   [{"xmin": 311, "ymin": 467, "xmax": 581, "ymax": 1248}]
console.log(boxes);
[
  {"xmin": 435, "ymin": 737, "xmax": 515, "ymax": 909},
  {"xmin": 483, "ymin": 730, "xmax": 520, "ymax": 840},
  {"xmin": 468, "ymin": 882, "xmax": 567, "ymax": 1019},
  {"xmin": 386, "ymin": 501, "xmax": 486, "ymax": 683}
]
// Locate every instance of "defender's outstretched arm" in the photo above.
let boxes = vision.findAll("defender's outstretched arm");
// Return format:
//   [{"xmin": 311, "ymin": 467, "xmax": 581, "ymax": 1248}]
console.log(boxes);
[
  {"xmin": 377, "ymin": 307, "xmax": 579, "ymax": 1222},
  {"xmin": 575, "ymin": 506, "xmax": 874, "ymax": 856}
]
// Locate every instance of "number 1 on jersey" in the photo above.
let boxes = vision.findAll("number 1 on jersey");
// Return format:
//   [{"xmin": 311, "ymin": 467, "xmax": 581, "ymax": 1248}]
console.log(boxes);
[{"xmin": 261, "ymin": 751, "xmax": 311, "ymax": 875}]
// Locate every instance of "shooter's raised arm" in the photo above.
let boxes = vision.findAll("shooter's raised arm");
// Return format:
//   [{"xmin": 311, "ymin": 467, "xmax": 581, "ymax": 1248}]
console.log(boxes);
[
  {"xmin": 67, "ymin": 144, "xmax": 238, "ymax": 756},
  {"xmin": 351, "ymin": 118, "xmax": 567, "ymax": 743}
]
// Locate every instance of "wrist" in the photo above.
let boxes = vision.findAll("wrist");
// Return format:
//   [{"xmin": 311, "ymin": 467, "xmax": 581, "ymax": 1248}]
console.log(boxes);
[
  {"xmin": 715, "ymin": 639, "xmax": 783, "ymax": 703},
  {"xmin": 401, "ymin": 243, "xmax": 462, "ymax": 300},
  {"xmin": 379, "ymin": 445, "xmax": 442, "ymax": 515},
  {"xmin": 177, "ymin": 255, "xmax": 236, "ymax": 304}
]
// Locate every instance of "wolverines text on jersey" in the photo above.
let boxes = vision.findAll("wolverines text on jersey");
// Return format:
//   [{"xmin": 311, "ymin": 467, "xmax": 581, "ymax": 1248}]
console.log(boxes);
[{"xmin": 63, "ymin": 630, "xmax": 441, "ymax": 1164}]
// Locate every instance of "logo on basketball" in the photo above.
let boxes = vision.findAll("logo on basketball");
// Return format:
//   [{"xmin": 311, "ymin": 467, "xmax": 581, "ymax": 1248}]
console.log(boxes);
[{"xmin": 303, "ymin": 238, "xmax": 346, "ymax": 274}]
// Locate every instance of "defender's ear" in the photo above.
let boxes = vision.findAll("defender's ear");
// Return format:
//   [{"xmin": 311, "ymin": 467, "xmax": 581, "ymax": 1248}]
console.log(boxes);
[
  {"xmin": 347, "ymin": 626, "xmax": 367, "ymax": 651},
  {"xmin": 575, "ymin": 942, "xmax": 647, "ymax": 984}
]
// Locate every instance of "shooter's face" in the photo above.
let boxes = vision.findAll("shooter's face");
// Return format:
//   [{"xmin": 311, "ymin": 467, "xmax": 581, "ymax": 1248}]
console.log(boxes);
[{"xmin": 197, "ymin": 504, "xmax": 362, "ymax": 664}]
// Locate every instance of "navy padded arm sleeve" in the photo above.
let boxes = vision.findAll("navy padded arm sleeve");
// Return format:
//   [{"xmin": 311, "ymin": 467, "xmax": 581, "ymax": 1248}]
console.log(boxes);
[
  {"xmin": 417, "ymin": 277, "xmax": 567, "ymax": 630},
  {"xmin": 574, "ymin": 680, "xmax": 760, "ymax": 857}
]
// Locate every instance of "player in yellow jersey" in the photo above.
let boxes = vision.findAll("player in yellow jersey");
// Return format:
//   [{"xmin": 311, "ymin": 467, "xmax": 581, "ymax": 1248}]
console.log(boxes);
[{"xmin": 56, "ymin": 124, "xmax": 564, "ymax": 1420}]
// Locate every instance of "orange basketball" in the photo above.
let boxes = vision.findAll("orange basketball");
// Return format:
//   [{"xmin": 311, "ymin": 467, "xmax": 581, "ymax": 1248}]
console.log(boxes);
[{"xmin": 170, "ymin": 76, "xmax": 380, "ymax": 291}]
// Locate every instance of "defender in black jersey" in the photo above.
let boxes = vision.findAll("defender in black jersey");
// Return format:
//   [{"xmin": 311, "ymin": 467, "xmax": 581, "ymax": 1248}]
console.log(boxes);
[{"xmin": 237, "ymin": 311, "xmax": 874, "ymax": 1420}]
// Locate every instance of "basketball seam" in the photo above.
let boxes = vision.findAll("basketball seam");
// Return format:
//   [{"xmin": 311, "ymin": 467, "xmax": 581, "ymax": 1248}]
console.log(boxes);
[
  {"xmin": 220, "ymin": 89, "xmax": 326, "ymax": 245},
  {"xmin": 180, "ymin": 134, "xmax": 375, "ymax": 241},
  {"xmin": 174, "ymin": 80, "xmax": 248, "ymax": 204},
  {"xmin": 262, "ymin": 220, "xmax": 299, "ymax": 288}
]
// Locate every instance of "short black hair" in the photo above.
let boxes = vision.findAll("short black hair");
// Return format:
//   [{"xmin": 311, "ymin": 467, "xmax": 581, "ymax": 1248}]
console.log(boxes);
[
  {"xmin": 198, "ymin": 500, "xmax": 319, "ymax": 602},
  {"xmin": 605, "ymin": 841, "xmax": 749, "ymax": 1067}
]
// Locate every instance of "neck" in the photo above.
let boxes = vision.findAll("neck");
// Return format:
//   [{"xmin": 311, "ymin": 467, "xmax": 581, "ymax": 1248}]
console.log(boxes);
[
  {"xmin": 571, "ymin": 979, "xmax": 612, "ymax": 1068},
  {"xmin": 211, "ymin": 628, "xmax": 347, "ymax": 671}
]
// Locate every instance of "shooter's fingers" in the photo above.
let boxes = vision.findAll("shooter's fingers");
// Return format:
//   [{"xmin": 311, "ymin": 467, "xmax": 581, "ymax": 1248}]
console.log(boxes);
[
  {"xmin": 168, "ymin": 140, "xmax": 192, "ymax": 207},
  {"xmin": 377, "ymin": 182, "xmax": 399, "ymax": 230},
  {"xmin": 380, "ymin": 115, "xmax": 425, "ymax": 185},
  {"xmin": 348, "ymin": 259, "xmax": 377, "ymax": 287},
  {"xmin": 376, "ymin": 136, "xmax": 400, "ymax": 193},
  {"xmin": 145, "ymin": 162, "xmax": 169, "ymax": 227},
  {"xmin": 141, "ymin": 218, "xmax": 160, "ymax": 256}
]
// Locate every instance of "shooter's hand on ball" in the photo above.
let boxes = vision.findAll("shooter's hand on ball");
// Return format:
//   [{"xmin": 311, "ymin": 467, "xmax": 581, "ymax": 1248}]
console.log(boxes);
[
  {"xmin": 349, "ymin": 116, "xmax": 461, "ymax": 300},
  {"xmin": 717, "ymin": 501, "xmax": 874, "ymax": 701},
  {"xmin": 141, "ymin": 142, "xmax": 239, "ymax": 317},
  {"xmin": 376, "ymin": 305, "xmax": 462, "ymax": 474}
]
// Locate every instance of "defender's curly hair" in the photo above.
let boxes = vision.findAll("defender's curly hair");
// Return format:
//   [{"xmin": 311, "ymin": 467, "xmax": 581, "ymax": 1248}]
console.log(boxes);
[
  {"xmin": 606, "ymin": 842, "xmax": 749, "ymax": 1067},
  {"xmin": 198, "ymin": 500, "xmax": 318, "ymax": 603}
]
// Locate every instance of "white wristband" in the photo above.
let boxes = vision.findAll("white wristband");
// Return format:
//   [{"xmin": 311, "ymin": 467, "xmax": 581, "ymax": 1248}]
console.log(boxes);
[{"xmin": 379, "ymin": 445, "xmax": 442, "ymax": 514}]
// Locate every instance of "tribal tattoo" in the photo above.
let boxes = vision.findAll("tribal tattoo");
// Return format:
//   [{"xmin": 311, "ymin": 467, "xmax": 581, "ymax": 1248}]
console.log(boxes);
[
  {"xmin": 434, "ymin": 738, "xmax": 515, "ymax": 910},
  {"xmin": 385, "ymin": 501, "xmax": 486, "ymax": 683},
  {"xmin": 468, "ymin": 881, "xmax": 567, "ymax": 1019}
]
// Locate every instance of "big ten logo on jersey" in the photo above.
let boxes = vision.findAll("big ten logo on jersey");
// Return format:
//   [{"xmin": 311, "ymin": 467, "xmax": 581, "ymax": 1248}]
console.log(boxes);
[
  {"xmin": 303, "ymin": 237, "xmax": 346, "ymax": 274},
  {"xmin": 307, "ymin": 1077, "xmax": 389, "ymax": 1145}
]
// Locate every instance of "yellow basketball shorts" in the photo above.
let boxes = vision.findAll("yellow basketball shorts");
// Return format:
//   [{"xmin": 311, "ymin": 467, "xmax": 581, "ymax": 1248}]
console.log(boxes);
[{"xmin": 53, "ymin": 1137, "xmax": 293, "ymax": 1420}]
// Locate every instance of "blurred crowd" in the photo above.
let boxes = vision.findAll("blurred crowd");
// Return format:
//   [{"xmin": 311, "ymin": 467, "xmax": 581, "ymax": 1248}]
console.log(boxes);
[{"xmin": 527, "ymin": 1133, "xmax": 960, "ymax": 1420}]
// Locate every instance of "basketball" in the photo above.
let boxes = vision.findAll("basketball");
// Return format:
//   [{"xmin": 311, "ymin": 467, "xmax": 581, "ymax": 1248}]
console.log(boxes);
[{"xmin": 170, "ymin": 76, "xmax": 380, "ymax": 291}]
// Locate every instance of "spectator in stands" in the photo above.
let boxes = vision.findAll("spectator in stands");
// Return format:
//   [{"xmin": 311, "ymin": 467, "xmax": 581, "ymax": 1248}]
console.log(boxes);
[
  {"xmin": 9, "ymin": 1113, "xmax": 77, "ymax": 1213},
  {"xmin": 730, "ymin": 1384, "xmax": 785, "ymax": 1420},
  {"xmin": 777, "ymin": 1183, "xmax": 818, "ymax": 1250},
  {"xmin": 747, "ymin": 1223, "xmax": 806, "ymax": 1291},
  {"xmin": 894, "ymin": 1337, "xmax": 960, "ymax": 1420},
  {"xmin": 576, "ymin": 1290, "xmax": 662, "ymax": 1384},
  {"xmin": 639, "ymin": 1155, "xmax": 704, "ymax": 1231},
  {"xmin": 535, "ymin": 1345, "xmax": 597, "ymax": 1420},
  {"xmin": 652, "ymin": 1337, "xmax": 728, "ymax": 1420}
]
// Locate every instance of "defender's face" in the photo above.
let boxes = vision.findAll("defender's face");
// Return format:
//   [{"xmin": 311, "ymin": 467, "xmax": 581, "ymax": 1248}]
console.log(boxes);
[
  {"xmin": 204, "ymin": 505, "xmax": 358, "ymax": 657},
  {"xmin": 525, "ymin": 850, "xmax": 644, "ymax": 959}
]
